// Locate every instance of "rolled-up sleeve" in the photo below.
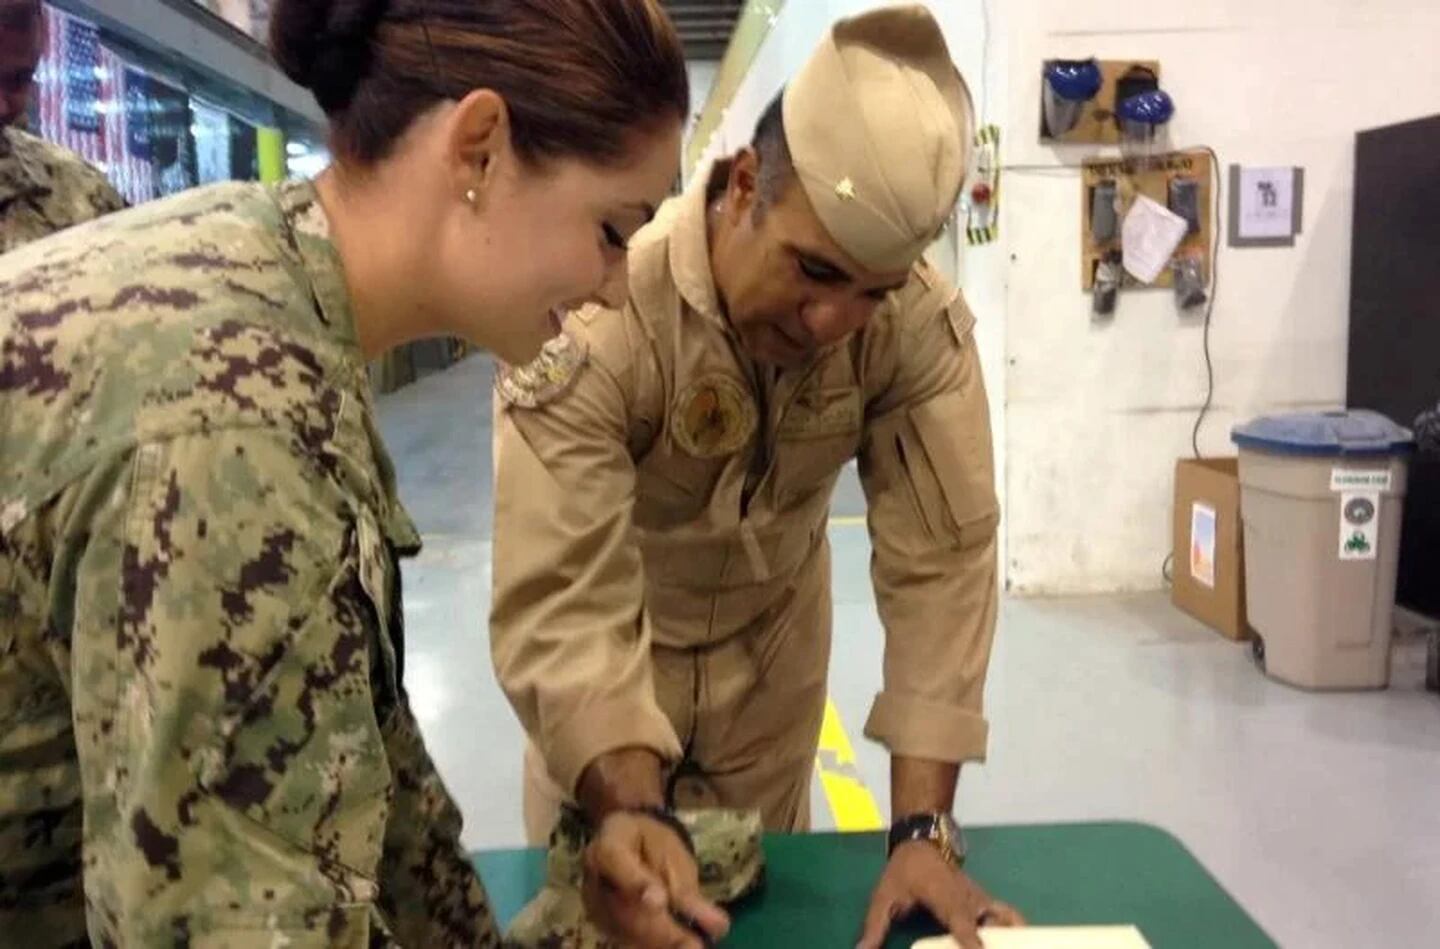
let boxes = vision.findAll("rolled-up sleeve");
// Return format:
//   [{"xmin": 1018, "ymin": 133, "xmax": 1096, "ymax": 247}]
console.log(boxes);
[
  {"xmin": 858, "ymin": 290, "xmax": 1000, "ymax": 764},
  {"xmin": 490, "ymin": 315, "xmax": 682, "ymax": 797}
]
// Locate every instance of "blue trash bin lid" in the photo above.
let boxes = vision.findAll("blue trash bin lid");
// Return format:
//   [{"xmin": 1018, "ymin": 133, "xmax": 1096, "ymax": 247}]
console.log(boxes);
[{"xmin": 1231, "ymin": 409, "xmax": 1415, "ymax": 456}]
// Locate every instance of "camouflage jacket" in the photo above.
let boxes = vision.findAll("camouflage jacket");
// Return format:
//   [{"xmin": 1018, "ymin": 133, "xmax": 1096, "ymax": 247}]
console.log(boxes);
[
  {"xmin": 0, "ymin": 181, "xmax": 498, "ymax": 946},
  {"xmin": 0, "ymin": 126, "xmax": 125, "ymax": 254}
]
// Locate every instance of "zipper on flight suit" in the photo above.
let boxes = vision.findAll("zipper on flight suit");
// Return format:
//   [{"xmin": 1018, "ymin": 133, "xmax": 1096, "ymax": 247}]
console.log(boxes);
[
  {"xmin": 735, "ymin": 358, "xmax": 828, "ymax": 592},
  {"xmin": 738, "ymin": 364, "xmax": 773, "ymax": 518},
  {"xmin": 738, "ymin": 360, "xmax": 825, "ymax": 518},
  {"xmin": 664, "ymin": 649, "xmax": 704, "ymax": 808}
]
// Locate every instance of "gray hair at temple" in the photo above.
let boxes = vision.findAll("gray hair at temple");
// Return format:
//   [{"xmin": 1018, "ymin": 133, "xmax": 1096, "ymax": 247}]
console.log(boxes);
[{"xmin": 750, "ymin": 92, "xmax": 794, "ymax": 221}]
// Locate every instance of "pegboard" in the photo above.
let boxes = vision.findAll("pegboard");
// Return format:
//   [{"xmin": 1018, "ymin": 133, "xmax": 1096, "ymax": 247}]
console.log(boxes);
[
  {"xmin": 1041, "ymin": 60, "xmax": 1161, "ymax": 145},
  {"xmin": 1080, "ymin": 150, "xmax": 1214, "ymax": 290}
]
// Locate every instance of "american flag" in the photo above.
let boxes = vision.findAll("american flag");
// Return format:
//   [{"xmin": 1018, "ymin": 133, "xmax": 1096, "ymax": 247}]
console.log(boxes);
[
  {"xmin": 32, "ymin": 1, "xmax": 259, "ymax": 205},
  {"xmin": 35, "ymin": 4, "xmax": 155, "ymax": 204},
  {"xmin": 100, "ymin": 51, "xmax": 155, "ymax": 204},
  {"xmin": 36, "ymin": 6, "xmax": 107, "ymax": 168}
]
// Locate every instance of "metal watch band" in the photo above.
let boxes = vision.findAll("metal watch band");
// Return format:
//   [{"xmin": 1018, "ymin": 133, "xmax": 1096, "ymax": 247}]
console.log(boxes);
[{"xmin": 888, "ymin": 811, "xmax": 965, "ymax": 866}]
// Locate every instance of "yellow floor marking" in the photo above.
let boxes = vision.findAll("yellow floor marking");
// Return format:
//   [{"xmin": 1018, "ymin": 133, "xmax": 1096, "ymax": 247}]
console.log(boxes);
[{"xmin": 815, "ymin": 699, "xmax": 883, "ymax": 831}]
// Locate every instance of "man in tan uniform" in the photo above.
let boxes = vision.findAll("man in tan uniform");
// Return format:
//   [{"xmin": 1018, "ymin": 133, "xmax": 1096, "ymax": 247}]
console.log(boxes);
[
  {"xmin": 1, "ymin": 0, "xmax": 124, "ymax": 253},
  {"xmin": 492, "ymin": 6, "xmax": 1017, "ymax": 947}
]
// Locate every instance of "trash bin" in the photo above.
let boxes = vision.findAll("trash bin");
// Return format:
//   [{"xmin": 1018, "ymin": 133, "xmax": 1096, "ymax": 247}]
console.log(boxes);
[{"xmin": 1232, "ymin": 410, "xmax": 1414, "ymax": 689}]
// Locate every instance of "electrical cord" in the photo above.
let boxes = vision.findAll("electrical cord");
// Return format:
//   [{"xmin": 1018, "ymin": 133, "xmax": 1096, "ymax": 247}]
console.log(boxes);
[
  {"xmin": 1004, "ymin": 145, "xmax": 1223, "ymax": 461},
  {"xmin": 998, "ymin": 146, "xmax": 1223, "ymax": 581},
  {"xmin": 1190, "ymin": 145, "xmax": 1222, "ymax": 460}
]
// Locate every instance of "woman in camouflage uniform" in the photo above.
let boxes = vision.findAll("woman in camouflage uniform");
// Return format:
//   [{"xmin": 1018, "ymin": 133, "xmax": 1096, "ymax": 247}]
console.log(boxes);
[{"xmin": 0, "ymin": 0, "xmax": 686, "ymax": 944}]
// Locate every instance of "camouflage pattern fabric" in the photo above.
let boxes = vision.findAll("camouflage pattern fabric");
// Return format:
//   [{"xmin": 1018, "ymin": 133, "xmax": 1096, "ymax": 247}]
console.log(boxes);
[
  {"xmin": 0, "ymin": 179, "xmax": 499, "ymax": 946},
  {"xmin": 507, "ymin": 807, "xmax": 765, "ymax": 947},
  {"xmin": 0, "ymin": 126, "xmax": 125, "ymax": 254}
]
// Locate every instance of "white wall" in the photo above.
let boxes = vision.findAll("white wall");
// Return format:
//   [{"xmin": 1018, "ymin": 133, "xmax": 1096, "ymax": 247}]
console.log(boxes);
[
  {"xmin": 1000, "ymin": 0, "xmax": 1440, "ymax": 593},
  {"xmin": 683, "ymin": 60, "xmax": 720, "ymax": 160},
  {"xmin": 689, "ymin": 0, "xmax": 1009, "ymax": 571}
]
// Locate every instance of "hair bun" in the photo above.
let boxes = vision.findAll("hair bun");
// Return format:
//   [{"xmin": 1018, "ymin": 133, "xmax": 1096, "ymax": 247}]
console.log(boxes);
[{"xmin": 270, "ymin": 0, "xmax": 390, "ymax": 113}]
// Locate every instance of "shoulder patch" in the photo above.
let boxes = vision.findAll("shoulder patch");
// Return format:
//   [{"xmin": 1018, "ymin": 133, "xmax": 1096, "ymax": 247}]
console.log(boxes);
[
  {"xmin": 671, "ymin": 374, "xmax": 756, "ymax": 458},
  {"xmin": 496, "ymin": 332, "xmax": 589, "ymax": 409}
]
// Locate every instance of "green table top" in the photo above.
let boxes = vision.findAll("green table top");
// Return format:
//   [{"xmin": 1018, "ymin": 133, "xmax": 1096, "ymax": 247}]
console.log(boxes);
[{"xmin": 472, "ymin": 821, "xmax": 1275, "ymax": 948}]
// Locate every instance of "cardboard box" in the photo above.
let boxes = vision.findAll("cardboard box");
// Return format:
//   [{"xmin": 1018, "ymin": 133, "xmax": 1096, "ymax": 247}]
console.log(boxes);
[{"xmin": 1172, "ymin": 458, "xmax": 1249, "ymax": 640}]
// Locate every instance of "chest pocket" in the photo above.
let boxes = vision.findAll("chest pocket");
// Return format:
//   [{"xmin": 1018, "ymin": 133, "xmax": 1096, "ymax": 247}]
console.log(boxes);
[
  {"xmin": 633, "ymin": 369, "xmax": 759, "ymax": 529},
  {"xmin": 634, "ymin": 438, "xmax": 735, "ymax": 530},
  {"xmin": 773, "ymin": 386, "xmax": 862, "ymax": 503}
]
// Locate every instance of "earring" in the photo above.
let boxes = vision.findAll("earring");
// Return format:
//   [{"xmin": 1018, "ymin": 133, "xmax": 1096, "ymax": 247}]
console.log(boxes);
[{"xmin": 464, "ymin": 188, "xmax": 478, "ymax": 205}]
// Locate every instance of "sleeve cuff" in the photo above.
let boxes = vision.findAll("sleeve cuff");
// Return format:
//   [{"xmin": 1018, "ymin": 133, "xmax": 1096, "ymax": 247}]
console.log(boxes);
[
  {"xmin": 863, "ymin": 691, "xmax": 989, "ymax": 763},
  {"xmin": 546, "ymin": 697, "xmax": 685, "ymax": 797}
]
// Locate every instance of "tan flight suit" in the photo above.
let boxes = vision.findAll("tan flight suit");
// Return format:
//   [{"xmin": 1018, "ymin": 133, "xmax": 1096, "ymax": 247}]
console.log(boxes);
[{"xmin": 491, "ymin": 167, "xmax": 1000, "ymax": 843}]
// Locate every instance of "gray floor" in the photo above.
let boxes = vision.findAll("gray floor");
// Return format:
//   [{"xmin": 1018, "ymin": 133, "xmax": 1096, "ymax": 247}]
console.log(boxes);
[{"xmin": 378, "ymin": 355, "xmax": 1440, "ymax": 949}]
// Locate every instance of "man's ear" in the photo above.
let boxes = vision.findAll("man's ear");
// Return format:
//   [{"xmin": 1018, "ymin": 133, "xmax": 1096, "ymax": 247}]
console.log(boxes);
[{"xmin": 726, "ymin": 147, "xmax": 762, "ymax": 221}]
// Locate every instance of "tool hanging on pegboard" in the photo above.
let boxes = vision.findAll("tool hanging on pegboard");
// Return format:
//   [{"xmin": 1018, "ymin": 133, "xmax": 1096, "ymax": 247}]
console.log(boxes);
[{"xmin": 964, "ymin": 124, "xmax": 1001, "ymax": 245}]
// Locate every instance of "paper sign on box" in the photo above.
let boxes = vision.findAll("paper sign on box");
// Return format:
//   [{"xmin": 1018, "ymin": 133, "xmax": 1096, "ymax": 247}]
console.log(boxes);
[{"xmin": 1190, "ymin": 501, "xmax": 1217, "ymax": 588}]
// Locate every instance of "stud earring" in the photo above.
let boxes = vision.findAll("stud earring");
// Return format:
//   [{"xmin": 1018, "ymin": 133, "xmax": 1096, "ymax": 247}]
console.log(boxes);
[{"xmin": 464, "ymin": 188, "xmax": 478, "ymax": 205}]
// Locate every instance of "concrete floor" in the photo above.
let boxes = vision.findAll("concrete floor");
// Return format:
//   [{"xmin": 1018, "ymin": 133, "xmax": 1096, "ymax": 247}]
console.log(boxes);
[{"xmin": 378, "ymin": 355, "xmax": 1440, "ymax": 949}]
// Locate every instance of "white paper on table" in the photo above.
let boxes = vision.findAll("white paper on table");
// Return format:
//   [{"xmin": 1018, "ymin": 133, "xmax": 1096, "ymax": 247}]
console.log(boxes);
[
  {"xmin": 1121, "ymin": 195, "xmax": 1188, "ymax": 284},
  {"xmin": 914, "ymin": 925, "xmax": 1152, "ymax": 948}
]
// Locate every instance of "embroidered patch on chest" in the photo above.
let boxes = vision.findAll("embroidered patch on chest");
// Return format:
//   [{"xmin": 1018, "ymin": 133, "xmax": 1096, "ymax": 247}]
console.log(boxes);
[{"xmin": 671, "ymin": 374, "xmax": 757, "ymax": 458}]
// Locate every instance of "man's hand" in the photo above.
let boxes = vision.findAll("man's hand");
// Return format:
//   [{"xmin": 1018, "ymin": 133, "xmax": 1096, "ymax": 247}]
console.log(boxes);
[
  {"xmin": 857, "ymin": 841, "xmax": 1024, "ymax": 949},
  {"xmin": 582, "ymin": 811, "xmax": 731, "ymax": 948}
]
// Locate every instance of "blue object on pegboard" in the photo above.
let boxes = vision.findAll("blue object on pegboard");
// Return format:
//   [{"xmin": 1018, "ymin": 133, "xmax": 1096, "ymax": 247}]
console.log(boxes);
[
  {"xmin": 1117, "ymin": 89, "xmax": 1175, "ymax": 126},
  {"xmin": 1044, "ymin": 59, "xmax": 1103, "ymax": 102}
]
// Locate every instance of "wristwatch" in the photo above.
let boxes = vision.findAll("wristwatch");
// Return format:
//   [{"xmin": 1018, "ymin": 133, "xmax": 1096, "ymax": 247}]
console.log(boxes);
[{"xmin": 888, "ymin": 812, "xmax": 967, "ymax": 868}]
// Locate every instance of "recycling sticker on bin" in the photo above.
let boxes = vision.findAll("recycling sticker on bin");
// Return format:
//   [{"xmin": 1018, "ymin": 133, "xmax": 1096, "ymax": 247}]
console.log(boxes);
[{"xmin": 1338, "ymin": 491, "xmax": 1380, "ymax": 561}]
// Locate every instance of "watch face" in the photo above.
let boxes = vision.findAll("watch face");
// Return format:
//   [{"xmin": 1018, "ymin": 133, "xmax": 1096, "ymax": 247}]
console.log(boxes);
[
  {"xmin": 938, "ymin": 814, "xmax": 966, "ymax": 862},
  {"xmin": 891, "ymin": 813, "xmax": 967, "ymax": 866}
]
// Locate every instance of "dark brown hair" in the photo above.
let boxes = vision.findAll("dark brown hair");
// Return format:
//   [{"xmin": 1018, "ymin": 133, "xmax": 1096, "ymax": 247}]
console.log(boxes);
[{"xmin": 270, "ymin": 0, "xmax": 689, "ymax": 167}]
